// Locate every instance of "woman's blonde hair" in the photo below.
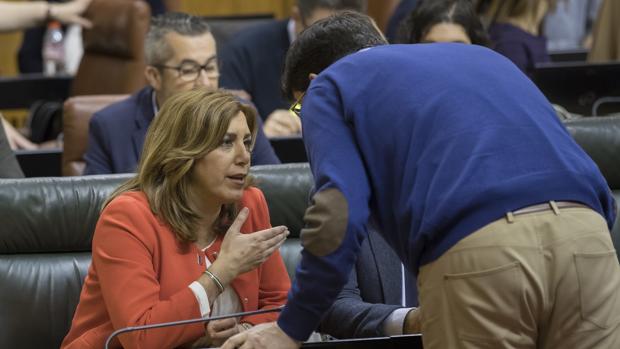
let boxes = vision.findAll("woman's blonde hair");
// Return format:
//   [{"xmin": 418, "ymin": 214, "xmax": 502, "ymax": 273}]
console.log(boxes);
[
  {"xmin": 477, "ymin": 0, "xmax": 557, "ymax": 23},
  {"xmin": 104, "ymin": 89, "xmax": 257, "ymax": 242}
]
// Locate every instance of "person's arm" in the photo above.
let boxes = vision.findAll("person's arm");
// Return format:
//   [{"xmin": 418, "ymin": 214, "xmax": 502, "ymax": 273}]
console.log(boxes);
[
  {"xmin": 320, "ymin": 264, "xmax": 401, "ymax": 338},
  {"xmin": 242, "ymin": 189, "xmax": 290, "ymax": 325},
  {"xmin": 277, "ymin": 78, "xmax": 373, "ymax": 341},
  {"xmin": 1, "ymin": 116, "xmax": 37, "ymax": 150},
  {"xmin": 83, "ymin": 113, "xmax": 113, "ymax": 175},
  {"xmin": 193, "ymin": 189, "xmax": 290, "ymax": 347},
  {"xmin": 0, "ymin": 0, "xmax": 92, "ymax": 32}
]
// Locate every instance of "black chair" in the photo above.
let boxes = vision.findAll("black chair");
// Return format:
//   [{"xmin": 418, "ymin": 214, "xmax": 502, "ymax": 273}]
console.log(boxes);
[{"xmin": 270, "ymin": 136, "xmax": 308, "ymax": 163}]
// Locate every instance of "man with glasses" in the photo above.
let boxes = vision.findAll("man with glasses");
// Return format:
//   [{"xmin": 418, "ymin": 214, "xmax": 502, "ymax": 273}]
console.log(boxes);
[{"xmin": 83, "ymin": 12, "xmax": 280, "ymax": 175}]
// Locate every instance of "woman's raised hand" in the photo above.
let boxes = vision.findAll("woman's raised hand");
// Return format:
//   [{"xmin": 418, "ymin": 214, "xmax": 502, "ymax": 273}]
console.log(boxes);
[{"xmin": 211, "ymin": 208, "xmax": 289, "ymax": 284}]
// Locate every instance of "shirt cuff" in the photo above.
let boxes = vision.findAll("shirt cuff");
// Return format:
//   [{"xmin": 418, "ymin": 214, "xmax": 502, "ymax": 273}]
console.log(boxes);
[
  {"xmin": 189, "ymin": 281, "xmax": 211, "ymax": 317},
  {"xmin": 382, "ymin": 307, "xmax": 415, "ymax": 336}
]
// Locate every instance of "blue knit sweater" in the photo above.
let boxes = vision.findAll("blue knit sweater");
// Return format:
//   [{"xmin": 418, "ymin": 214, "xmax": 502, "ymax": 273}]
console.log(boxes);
[{"xmin": 278, "ymin": 44, "xmax": 616, "ymax": 341}]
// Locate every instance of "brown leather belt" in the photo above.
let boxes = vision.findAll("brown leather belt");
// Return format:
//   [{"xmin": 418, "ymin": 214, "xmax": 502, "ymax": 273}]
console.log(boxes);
[{"xmin": 511, "ymin": 201, "xmax": 589, "ymax": 216}]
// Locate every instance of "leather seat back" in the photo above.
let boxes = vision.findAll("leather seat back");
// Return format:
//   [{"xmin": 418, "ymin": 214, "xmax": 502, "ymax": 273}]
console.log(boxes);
[
  {"xmin": 70, "ymin": 0, "xmax": 150, "ymax": 96},
  {"xmin": 62, "ymin": 95, "xmax": 128, "ymax": 176},
  {"xmin": 565, "ymin": 116, "xmax": 620, "ymax": 250}
]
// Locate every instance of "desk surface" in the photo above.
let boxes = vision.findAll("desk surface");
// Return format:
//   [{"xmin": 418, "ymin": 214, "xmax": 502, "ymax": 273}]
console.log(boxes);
[
  {"xmin": 0, "ymin": 73, "xmax": 72, "ymax": 109},
  {"xmin": 15, "ymin": 147, "xmax": 62, "ymax": 177},
  {"xmin": 302, "ymin": 335, "xmax": 423, "ymax": 349}
]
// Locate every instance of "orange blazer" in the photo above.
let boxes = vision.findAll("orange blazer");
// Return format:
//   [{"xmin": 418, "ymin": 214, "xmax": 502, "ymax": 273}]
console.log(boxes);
[{"xmin": 61, "ymin": 187, "xmax": 290, "ymax": 349}]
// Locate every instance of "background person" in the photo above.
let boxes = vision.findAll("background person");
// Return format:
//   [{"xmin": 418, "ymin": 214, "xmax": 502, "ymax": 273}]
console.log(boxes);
[
  {"xmin": 543, "ymin": 0, "xmax": 602, "ymax": 52},
  {"xmin": 398, "ymin": 0, "xmax": 489, "ymax": 45},
  {"xmin": 478, "ymin": 0, "xmax": 554, "ymax": 76},
  {"xmin": 84, "ymin": 12, "xmax": 280, "ymax": 175},
  {"xmin": 218, "ymin": 0, "xmax": 367, "ymax": 138},
  {"xmin": 62, "ymin": 89, "xmax": 291, "ymax": 349},
  {"xmin": 319, "ymin": 227, "xmax": 419, "ymax": 338}
]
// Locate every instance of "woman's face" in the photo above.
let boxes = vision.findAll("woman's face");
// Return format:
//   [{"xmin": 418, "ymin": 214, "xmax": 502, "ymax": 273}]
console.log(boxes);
[
  {"xmin": 191, "ymin": 112, "xmax": 252, "ymax": 205},
  {"xmin": 421, "ymin": 22, "xmax": 472, "ymax": 44}
]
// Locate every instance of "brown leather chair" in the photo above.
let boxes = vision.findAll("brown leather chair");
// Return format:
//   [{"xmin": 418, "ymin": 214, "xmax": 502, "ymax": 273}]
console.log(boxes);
[
  {"xmin": 62, "ymin": 95, "xmax": 128, "ymax": 176},
  {"xmin": 70, "ymin": 0, "xmax": 150, "ymax": 96}
]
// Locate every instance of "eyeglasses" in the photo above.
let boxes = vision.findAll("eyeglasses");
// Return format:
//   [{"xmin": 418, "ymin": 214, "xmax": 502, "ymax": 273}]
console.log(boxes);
[
  {"xmin": 289, "ymin": 91, "xmax": 305, "ymax": 118},
  {"xmin": 156, "ymin": 57, "xmax": 219, "ymax": 82}
]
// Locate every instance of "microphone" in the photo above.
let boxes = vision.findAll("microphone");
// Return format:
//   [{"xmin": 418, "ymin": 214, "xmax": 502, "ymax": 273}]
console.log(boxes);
[{"xmin": 104, "ymin": 306, "xmax": 284, "ymax": 349}]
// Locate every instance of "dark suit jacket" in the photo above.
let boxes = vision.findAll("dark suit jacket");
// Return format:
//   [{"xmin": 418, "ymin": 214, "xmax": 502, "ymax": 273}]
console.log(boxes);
[
  {"xmin": 219, "ymin": 20, "xmax": 291, "ymax": 119},
  {"xmin": 320, "ymin": 229, "xmax": 417, "ymax": 338},
  {"xmin": 83, "ymin": 86, "xmax": 280, "ymax": 175}
]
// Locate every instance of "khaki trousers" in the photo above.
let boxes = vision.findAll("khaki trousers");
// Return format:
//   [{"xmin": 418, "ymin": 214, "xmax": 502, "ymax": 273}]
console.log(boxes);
[{"xmin": 418, "ymin": 204, "xmax": 620, "ymax": 349}]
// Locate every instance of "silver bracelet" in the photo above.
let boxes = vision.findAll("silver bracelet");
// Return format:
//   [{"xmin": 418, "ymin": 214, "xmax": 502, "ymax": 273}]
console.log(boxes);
[{"xmin": 204, "ymin": 269, "xmax": 224, "ymax": 293}]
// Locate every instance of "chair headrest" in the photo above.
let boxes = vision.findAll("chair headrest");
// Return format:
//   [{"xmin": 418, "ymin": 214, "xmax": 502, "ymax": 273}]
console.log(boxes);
[
  {"xmin": 82, "ymin": 0, "xmax": 151, "ymax": 59},
  {"xmin": 0, "ymin": 164, "xmax": 313, "ymax": 254}
]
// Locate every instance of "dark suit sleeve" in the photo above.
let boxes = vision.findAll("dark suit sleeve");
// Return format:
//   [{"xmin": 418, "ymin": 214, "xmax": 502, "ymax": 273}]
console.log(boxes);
[
  {"xmin": 319, "ymin": 246, "xmax": 401, "ymax": 339},
  {"xmin": 83, "ymin": 113, "xmax": 113, "ymax": 175},
  {"xmin": 219, "ymin": 41, "xmax": 252, "ymax": 92},
  {"xmin": 251, "ymin": 108, "xmax": 281, "ymax": 165}
]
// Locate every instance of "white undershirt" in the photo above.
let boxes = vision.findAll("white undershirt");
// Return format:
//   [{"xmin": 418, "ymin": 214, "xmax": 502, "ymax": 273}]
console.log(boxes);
[
  {"xmin": 382, "ymin": 263, "xmax": 415, "ymax": 336},
  {"xmin": 188, "ymin": 243, "xmax": 242, "ymax": 318}
]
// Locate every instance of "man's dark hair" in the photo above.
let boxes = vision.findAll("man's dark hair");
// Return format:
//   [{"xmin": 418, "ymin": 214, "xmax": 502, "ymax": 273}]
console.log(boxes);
[
  {"xmin": 397, "ymin": 0, "xmax": 490, "ymax": 46},
  {"xmin": 297, "ymin": 0, "xmax": 368, "ymax": 20},
  {"xmin": 282, "ymin": 11, "xmax": 387, "ymax": 99}
]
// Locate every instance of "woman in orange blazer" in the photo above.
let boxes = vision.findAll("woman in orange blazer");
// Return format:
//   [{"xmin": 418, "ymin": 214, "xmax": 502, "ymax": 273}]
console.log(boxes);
[{"xmin": 61, "ymin": 89, "xmax": 291, "ymax": 349}]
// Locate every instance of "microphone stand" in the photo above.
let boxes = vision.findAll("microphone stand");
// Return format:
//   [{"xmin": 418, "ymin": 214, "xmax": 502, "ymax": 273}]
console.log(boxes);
[{"xmin": 104, "ymin": 306, "xmax": 284, "ymax": 349}]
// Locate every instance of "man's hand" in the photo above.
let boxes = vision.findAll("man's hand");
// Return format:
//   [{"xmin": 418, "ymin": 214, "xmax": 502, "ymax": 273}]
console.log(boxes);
[
  {"xmin": 403, "ymin": 307, "xmax": 421, "ymax": 334},
  {"xmin": 263, "ymin": 109, "xmax": 302, "ymax": 138},
  {"xmin": 220, "ymin": 322, "xmax": 301, "ymax": 349}
]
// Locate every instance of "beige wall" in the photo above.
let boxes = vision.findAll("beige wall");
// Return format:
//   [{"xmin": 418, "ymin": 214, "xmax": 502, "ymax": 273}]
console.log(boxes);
[
  {"xmin": 178, "ymin": 0, "xmax": 296, "ymax": 19},
  {"xmin": 0, "ymin": 0, "xmax": 25, "ymax": 77},
  {"xmin": 0, "ymin": 31, "xmax": 22, "ymax": 77}
]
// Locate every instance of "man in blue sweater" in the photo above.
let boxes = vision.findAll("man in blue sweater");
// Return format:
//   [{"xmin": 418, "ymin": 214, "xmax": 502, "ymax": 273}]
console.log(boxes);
[{"xmin": 222, "ymin": 11, "xmax": 620, "ymax": 349}]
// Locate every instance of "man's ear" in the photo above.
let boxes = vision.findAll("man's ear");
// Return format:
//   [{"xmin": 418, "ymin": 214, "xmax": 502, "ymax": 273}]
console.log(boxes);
[
  {"xmin": 309, "ymin": 73, "xmax": 318, "ymax": 81},
  {"xmin": 144, "ymin": 66, "xmax": 162, "ymax": 91}
]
